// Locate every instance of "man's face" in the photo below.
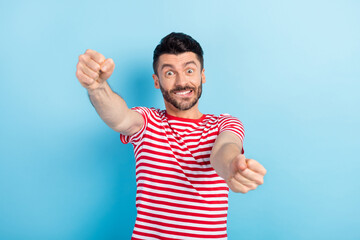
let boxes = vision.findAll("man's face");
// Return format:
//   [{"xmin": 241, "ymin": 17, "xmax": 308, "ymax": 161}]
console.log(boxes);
[{"xmin": 153, "ymin": 52, "xmax": 206, "ymax": 111}]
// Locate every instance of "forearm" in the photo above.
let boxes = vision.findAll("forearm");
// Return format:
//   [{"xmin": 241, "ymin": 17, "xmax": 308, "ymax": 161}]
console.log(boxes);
[
  {"xmin": 210, "ymin": 132, "xmax": 266, "ymax": 193},
  {"xmin": 210, "ymin": 142, "xmax": 241, "ymax": 180},
  {"xmin": 87, "ymin": 82, "xmax": 130, "ymax": 131}
]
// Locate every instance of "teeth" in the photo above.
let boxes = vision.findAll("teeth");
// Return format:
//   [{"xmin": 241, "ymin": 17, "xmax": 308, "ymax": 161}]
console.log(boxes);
[{"xmin": 175, "ymin": 90, "xmax": 191, "ymax": 95}]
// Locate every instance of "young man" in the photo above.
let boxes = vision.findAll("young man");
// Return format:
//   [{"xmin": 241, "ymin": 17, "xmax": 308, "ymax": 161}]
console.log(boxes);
[{"xmin": 76, "ymin": 32, "xmax": 267, "ymax": 240}]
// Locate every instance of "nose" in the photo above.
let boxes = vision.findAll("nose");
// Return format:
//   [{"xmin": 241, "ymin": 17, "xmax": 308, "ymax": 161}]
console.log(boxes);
[{"xmin": 175, "ymin": 72, "xmax": 187, "ymax": 86}]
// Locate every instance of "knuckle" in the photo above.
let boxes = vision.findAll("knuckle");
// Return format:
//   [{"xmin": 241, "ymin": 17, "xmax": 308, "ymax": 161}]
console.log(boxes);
[
  {"xmin": 234, "ymin": 188, "xmax": 244, "ymax": 193},
  {"xmin": 77, "ymin": 64, "xmax": 83, "ymax": 72},
  {"xmin": 245, "ymin": 182, "xmax": 256, "ymax": 190},
  {"xmin": 99, "ymin": 55, "xmax": 105, "ymax": 62},
  {"xmin": 250, "ymin": 183, "xmax": 258, "ymax": 190},
  {"xmin": 76, "ymin": 69, "xmax": 82, "ymax": 77},
  {"xmin": 76, "ymin": 72, "xmax": 86, "ymax": 83},
  {"xmin": 236, "ymin": 186, "xmax": 249, "ymax": 193},
  {"xmin": 242, "ymin": 188, "xmax": 249, "ymax": 193},
  {"xmin": 84, "ymin": 77, "xmax": 92, "ymax": 85},
  {"xmin": 247, "ymin": 159, "xmax": 255, "ymax": 166},
  {"xmin": 90, "ymin": 71, "xmax": 99, "ymax": 79},
  {"xmin": 258, "ymin": 178, "xmax": 264, "ymax": 185},
  {"xmin": 94, "ymin": 64, "xmax": 101, "ymax": 72},
  {"xmin": 249, "ymin": 160, "xmax": 259, "ymax": 169},
  {"xmin": 79, "ymin": 54, "xmax": 87, "ymax": 62}
]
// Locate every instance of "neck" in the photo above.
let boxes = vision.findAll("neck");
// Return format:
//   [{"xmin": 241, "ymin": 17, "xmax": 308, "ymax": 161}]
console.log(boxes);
[{"xmin": 164, "ymin": 102, "xmax": 203, "ymax": 119}]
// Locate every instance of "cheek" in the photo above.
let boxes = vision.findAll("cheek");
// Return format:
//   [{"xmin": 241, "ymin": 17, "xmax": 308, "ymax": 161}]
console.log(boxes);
[
  {"xmin": 158, "ymin": 79, "xmax": 172, "ymax": 90},
  {"xmin": 191, "ymin": 75, "xmax": 202, "ymax": 85}
]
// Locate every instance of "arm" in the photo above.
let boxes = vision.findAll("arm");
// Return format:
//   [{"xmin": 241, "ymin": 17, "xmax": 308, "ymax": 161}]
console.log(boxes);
[
  {"xmin": 76, "ymin": 49, "xmax": 144, "ymax": 135},
  {"xmin": 210, "ymin": 131, "xmax": 267, "ymax": 193}
]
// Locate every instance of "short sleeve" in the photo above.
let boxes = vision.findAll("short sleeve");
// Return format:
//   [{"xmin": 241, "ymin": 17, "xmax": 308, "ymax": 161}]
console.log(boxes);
[
  {"xmin": 218, "ymin": 113, "xmax": 245, "ymax": 153},
  {"xmin": 120, "ymin": 107, "xmax": 149, "ymax": 145}
]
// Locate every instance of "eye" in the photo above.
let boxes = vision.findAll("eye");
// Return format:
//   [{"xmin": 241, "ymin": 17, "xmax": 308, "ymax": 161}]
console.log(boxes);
[
  {"xmin": 165, "ymin": 71, "xmax": 174, "ymax": 76},
  {"xmin": 187, "ymin": 69, "xmax": 194, "ymax": 74}
]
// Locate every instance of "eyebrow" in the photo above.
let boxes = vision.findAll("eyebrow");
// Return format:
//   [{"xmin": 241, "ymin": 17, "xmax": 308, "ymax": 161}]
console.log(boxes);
[{"xmin": 160, "ymin": 61, "xmax": 198, "ymax": 71}]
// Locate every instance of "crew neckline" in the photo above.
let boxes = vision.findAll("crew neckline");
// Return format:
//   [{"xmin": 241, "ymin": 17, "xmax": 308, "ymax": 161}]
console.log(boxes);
[{"xmin": 165, "ymin": 111, "xmax": 207, "ymax": 123}]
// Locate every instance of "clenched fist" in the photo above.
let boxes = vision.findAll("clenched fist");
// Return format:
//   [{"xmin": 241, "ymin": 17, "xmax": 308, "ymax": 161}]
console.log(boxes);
[
  {"xmin": 226, "ymin": 154, "xmax": 267, "ymax": 193},
  {"xmin": 76, "ymin": 49, "xmax": 115, "ymax": 91}
]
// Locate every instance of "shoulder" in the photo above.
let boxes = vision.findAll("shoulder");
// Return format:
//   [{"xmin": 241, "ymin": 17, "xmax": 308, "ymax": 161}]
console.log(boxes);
[
  {"xmin": 130, "ymin": 107, "xmax": 164, "ymax": 119},
  {"xmin": 217, "ymin": 113, "xmax": 242, "ymax": 124},
  {"xmin": 218, "ymin": 113, "xmax": 240, "ymax": 120},
  {"xmin": 217, "ymin": 113, "xmax": 244, "ymax": 138},
  {"xmin": 201, "ymin": 113, "xmax": 242, "ymax": 124}
]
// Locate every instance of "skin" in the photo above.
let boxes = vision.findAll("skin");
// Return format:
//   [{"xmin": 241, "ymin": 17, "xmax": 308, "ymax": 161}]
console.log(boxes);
[
  {"xmin": 152, "ymin": 52, "xmax": 205, "ymax": 119},
  {"xmin": 76, "ymin": 49, "xmax": 267, "ymax": 193}
]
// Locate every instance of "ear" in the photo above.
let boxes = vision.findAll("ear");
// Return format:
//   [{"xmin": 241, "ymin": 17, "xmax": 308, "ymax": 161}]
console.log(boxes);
[
  {"xmin": 153, "ymin": 74, "xmax": 160, "ymax": 89},
  {"xmin": 201, "ymin": 68, "xmax": 206, "ymax": 83}
]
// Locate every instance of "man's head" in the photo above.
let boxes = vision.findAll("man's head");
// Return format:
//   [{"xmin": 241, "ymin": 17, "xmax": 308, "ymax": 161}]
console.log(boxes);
[
  {"xmin": 153, "ymin": 32, "xmax": 204, "ymax": 75},
  {"xmin": 152, "ymin": 33, "xmax": 206, "ymax": 112}
]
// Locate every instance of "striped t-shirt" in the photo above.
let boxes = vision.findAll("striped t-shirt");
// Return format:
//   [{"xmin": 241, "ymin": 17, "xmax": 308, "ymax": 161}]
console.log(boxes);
[{"xmin": 120, "ymin": 107, "xmax": 245, "ymax": 240}]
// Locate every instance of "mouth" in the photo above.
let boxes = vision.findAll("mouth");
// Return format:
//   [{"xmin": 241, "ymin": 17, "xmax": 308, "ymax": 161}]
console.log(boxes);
[{"xmin": 173, "ymin": 89, "xmax": 193, "ymax": 97}]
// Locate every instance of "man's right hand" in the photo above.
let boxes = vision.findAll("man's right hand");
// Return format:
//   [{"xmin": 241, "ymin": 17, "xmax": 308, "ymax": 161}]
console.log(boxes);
[{"xmin": 76, "ymin": 49, "xmax": 115, "ymax": 91}]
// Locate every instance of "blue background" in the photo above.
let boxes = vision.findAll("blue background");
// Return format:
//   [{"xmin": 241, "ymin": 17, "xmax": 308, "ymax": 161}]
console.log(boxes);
[{"xmin": 0, "ymin": 0, "xmax": 359, "ymax": 239}]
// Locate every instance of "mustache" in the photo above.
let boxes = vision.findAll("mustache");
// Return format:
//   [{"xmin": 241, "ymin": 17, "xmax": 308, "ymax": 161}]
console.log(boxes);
[{"xmin": 170, "ymin": 86, "xmax": 195, "ymax": 93}]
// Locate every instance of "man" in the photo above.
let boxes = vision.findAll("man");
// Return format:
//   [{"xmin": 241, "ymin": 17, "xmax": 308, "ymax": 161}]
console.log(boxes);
[{"xmin": 76, "ymin": 32, "xmax": 266, "ymax": 240}]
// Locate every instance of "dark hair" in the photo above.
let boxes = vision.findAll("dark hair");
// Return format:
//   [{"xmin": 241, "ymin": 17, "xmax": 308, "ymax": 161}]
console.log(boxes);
[{"xmin": 153, "ymin": 32, "xmax": 204, "ymax": 75}]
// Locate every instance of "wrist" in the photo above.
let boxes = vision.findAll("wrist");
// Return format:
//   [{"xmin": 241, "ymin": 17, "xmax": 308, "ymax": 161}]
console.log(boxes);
[{"xmin": 87, "ymin": 81, "xmax": 109, "ymax": 96}]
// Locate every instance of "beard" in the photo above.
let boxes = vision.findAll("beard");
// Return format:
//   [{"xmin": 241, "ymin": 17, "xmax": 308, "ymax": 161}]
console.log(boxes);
[{"xmin": 159, "ymin": 78, "xmax": 203, "ymax": 111}]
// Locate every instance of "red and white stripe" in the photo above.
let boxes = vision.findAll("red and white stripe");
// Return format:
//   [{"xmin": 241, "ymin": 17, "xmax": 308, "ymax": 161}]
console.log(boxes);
[{"xmin": 121, "ymin": 107, "xmax": 244, "ymax": 240}]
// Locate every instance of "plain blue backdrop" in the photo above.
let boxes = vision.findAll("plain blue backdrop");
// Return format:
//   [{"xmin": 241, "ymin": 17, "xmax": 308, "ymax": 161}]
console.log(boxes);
[{"xmin": 0, "ymin": 0, "xmax": 359, "ymax": 239}]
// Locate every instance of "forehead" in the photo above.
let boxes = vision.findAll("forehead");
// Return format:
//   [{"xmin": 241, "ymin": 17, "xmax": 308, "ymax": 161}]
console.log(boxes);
[{"xmin": 158, "ymin": 52, "xmax": 200, "ymax": 69}]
